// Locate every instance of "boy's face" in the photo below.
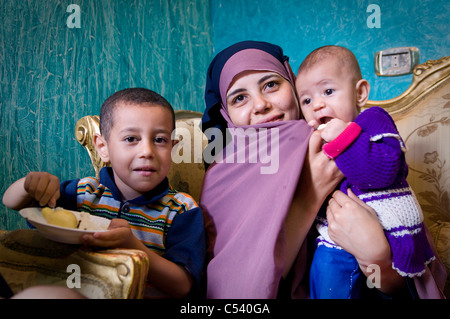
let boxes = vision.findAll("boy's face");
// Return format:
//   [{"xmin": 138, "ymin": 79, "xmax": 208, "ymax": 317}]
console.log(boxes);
[
  {"xmin": 295, "ymin": 59, "xmax": 361, "ymax": 126},
  {"xmin": 96, "ymin": 103, "xmax": 174, "ymax": 200},
  {"xmin": 225, "ymin": 71, "xmax": 299, "ymax": 126}
]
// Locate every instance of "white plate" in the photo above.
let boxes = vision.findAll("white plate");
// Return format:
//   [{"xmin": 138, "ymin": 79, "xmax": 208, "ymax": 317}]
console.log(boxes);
[{"xmin": 19, "ymin": 207, "xmax": 111, "ymax": 244}]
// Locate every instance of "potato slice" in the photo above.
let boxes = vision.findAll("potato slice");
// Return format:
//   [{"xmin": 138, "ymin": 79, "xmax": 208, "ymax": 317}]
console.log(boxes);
[{"xmin": 41, "ymin": 207, "xmax": 78, "ymax": 229}]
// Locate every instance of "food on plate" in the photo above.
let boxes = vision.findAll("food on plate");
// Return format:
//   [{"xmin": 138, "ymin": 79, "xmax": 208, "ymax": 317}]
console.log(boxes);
[{"xmin": 41, "ymin": 207, "xmax": 79, "ymax": 229}]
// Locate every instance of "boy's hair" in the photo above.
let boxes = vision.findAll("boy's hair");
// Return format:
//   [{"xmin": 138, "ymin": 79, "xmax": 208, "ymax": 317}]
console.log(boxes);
[
  {"xmin": 297, "ymin": 45, "xmax": 362, "ymax": 83},
  {"xmin": 100, "ymin": 88, "xmax": 175, "ymax": 140}
]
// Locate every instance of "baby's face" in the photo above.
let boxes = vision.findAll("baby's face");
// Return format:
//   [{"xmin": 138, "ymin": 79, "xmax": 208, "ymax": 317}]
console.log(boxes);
[
  {"xmin": 295, "ymin": 59, "xmax": 360, "ymax": 127},
  {"xmin": 225, "ymin": 71, "xmax": 299, "ymax": 126},
  {"xmin": 103, "ymin": 103, "xmax": 174, "ymax": 200}
]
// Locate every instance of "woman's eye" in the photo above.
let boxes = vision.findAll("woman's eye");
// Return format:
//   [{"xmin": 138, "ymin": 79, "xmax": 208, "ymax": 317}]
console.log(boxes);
[
  {"xmin": 325, "ymin": 89, "xmax": 334, "ymax": 95},
  {"xmin": 266, "ymin": 81, "xmax": 276, "ymax": 88},
  {"xmin": 231, "ymin": 95, "xmax": 245, "ymax": 105},
  {"xmin": 265, "ymin": 81, "xmax": 279, "ymax": 91}
]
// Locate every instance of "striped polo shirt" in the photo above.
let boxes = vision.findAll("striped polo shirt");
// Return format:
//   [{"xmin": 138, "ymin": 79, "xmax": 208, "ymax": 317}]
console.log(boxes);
[{"xmin": 57, "ymin": 167, "xmax": 206, "ymax": 291}]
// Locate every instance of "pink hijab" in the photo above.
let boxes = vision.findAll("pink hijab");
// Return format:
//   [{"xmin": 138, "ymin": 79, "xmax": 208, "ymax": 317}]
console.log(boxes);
[{"xmin": 200, "ymin": 41, "xmax": 313, "ymax": 298}]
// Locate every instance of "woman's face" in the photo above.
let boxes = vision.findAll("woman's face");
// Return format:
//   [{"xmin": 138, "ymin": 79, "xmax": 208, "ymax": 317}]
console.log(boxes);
[{"xmin": 225, "ymin": 71, "xmax": 300, "ymax": 126}]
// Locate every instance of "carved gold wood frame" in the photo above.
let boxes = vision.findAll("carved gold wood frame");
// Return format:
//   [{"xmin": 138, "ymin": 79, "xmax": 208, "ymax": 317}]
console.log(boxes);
[
  {"xmin": 366, "ymin": 56, "xmax": 450, "ymax": 117},
  {"xmin": 75, "ymin": 115, "xmax": 108, "ymax": 178}
]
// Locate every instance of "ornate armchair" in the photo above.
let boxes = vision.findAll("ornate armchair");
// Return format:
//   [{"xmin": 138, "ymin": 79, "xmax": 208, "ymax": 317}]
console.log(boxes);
[{"xmin": 366, "ymin": 56, "xmax": 450, "ymax": 297}]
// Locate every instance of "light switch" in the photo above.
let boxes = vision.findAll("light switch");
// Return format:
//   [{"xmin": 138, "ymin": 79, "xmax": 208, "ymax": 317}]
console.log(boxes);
[{"xmin": 374, "ymin": 47, "xmax": 420, "ymax": 76}]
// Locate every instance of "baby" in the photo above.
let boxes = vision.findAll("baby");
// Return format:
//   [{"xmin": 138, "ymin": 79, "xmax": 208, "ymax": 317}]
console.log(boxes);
[{"xmin": 296, "ymin": 45, "xmax": 435, "ymax": 298}]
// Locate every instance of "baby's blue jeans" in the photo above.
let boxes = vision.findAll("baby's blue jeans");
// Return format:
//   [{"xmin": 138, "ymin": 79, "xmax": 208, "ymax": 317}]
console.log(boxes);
[{"xmin": 310, "ymin": 244, "xmax": 363, "ymax": 299}]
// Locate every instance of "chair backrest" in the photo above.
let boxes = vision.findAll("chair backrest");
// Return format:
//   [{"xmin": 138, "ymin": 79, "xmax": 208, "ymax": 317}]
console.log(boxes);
[
  {"xmin": 366, "ymin": 56, "xmax": 450, "ymax": 226},
  {"xmin": 366, "ymin": 56, "xmax": 450, "ymax": 297},
  {"xmin": 75, "ymin": 110, "xmax": 207, "ymax": 202},
  {"xmin": 168, "ymin": 111, "xmax": 208, "ymax": 202},
  {"xmin": 75, "ymin": 115, "xmax": 106, "ymax": 177}
]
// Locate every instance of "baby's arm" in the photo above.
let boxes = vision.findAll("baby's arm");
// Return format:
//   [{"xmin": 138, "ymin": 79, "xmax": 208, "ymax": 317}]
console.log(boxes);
[
  {"xmin": 324, "ymin": 108, "xmax": 403, "ymax": 190},
  {"xmin": 2, "ymin": 172, "xmax": 60, "ymax": 210}
]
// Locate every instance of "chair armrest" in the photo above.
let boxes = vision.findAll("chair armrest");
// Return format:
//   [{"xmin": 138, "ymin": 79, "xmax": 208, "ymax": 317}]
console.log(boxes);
[{"xmin": 0, "ymin": 229, "xmax": 149, "ymax": 299}]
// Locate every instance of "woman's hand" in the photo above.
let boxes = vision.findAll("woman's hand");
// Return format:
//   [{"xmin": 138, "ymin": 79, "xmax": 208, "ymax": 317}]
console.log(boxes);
[
  {"xmin": 283, "ymin": 130, "xmax": 343, "ymax": 277},
  {"xmin": 326, "ymin": 189, "xmax": 405, "ymax": 294},
  {"xmin": 327, "ymin": 189, "xmax": 387, "ymax": 264},
  {"xmin": 300, "ymin": 130, "xmax": 343, "ymax": 206}
]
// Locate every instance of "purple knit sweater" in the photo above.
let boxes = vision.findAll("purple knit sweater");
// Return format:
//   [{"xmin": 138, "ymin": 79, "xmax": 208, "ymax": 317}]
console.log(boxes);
[{"xmin": 316, "ymin": 106, "xmax": 435, "ymax": 277}]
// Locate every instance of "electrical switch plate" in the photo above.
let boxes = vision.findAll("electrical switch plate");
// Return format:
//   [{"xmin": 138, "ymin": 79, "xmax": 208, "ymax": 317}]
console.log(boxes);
[{"xmin": 374, "ymin": 47, "xmax": 420, "ymax": 76}]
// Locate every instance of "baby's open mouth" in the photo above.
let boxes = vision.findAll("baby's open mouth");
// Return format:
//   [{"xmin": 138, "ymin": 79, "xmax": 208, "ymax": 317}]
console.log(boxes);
[{"xmin": 319, "ymin": 116, "xmax": 333, "ymax": 125}]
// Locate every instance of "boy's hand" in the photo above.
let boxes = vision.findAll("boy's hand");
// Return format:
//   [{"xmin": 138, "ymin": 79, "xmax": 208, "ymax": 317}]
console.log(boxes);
[
  {"xmin": 24, "ymin": 172, "xmax": 60, "ymax": 207},
  {"xmin": 81, "ymin": 218, "xmax": 141, "ymax": 249},
  {"xmin": 319, "ymin": 118, "xmax": 349, "ymax": 142}
]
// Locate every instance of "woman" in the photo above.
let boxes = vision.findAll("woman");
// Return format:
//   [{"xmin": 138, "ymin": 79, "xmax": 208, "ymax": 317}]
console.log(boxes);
[{"xmin": 199, "ymin": 40, "xmax": 446, "ymax": 299}]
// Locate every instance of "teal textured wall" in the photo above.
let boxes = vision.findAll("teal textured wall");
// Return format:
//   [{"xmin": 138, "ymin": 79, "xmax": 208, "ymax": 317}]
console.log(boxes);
[
  {"xmin": 0, "ymin": 0, "xmax": 213, "ymax": 229},
  {"xmin": 210, "ymin": 0, "xmax": 449, "ymax": 101}
]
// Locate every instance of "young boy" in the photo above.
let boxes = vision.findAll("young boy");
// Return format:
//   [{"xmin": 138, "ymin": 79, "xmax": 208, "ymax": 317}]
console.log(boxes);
[
  {"xmin": 2, "ymin": 88, "xmax": 206, "ymax": 299},
  {"xmin": 295, "ymin": 46, "xmax": 435, "ymax": 298}
]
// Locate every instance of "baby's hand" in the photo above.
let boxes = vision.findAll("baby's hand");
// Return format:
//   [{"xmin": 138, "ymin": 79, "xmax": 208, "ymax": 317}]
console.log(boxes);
[
  {"xmin": 23, "ymin": 172, "xmax": 60, "ymax": 207},
  {"xmin": 320, "ymin": 119, "xmax": 349, "ymax": 143},
  {"xmin": 307, "ymin": 119, "xmax": 320, "ymax": 129}
]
